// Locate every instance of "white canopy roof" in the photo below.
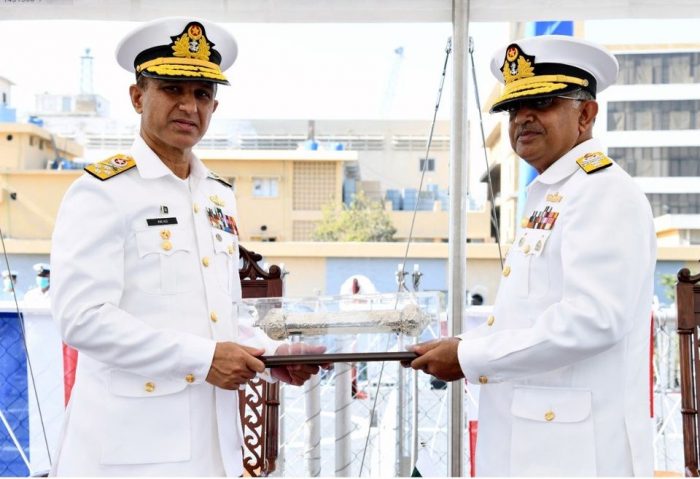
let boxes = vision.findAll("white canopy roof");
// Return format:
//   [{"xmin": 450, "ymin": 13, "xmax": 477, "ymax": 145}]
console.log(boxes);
[{"xmin": 3, "ymin": 0, "xmax": 700, "ymax": 22}]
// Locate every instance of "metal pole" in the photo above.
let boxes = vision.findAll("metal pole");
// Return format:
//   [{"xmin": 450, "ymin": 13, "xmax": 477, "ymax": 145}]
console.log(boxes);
[
  {"xmin": 397, "ymin": 337, "xmax": 413, "ymax": 476},
  {"xmin": 397, "ymin": 349, "xmax": 405, "ymax": 475},
  {"xmin": 304, "ymin": 373, "xmax": 322, "ymax": 476},
  {"xmin": 449, "ymin": 0, "xmax": 470, "ymax": 477},
  {"xmin": 278, "ymin": 385, "xmax": 285, "ymax": 476},
  {"xmin": 410, "ymin": 349, "xmax": 419, "ymax": 471},
  {"xmin": 335, "ymin": 355, "xmax": 353, "ymax": 476},
  {"xmin": 411, "ymin": 267, "xmax": 421, "ymax": 471}
]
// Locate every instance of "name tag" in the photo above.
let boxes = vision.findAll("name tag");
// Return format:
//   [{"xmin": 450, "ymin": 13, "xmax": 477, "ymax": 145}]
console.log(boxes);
[{"xmin": 146, "ymin": 217, "xmax": 178, "ymax": 226}]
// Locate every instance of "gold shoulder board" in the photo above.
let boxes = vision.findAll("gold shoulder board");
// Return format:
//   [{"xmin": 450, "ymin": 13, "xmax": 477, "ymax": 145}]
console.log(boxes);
[
  {"xmin": 576, "ymin": 151, "xmax": 612, "ymax": 174},
  {"xmin": 85, "ymin": 154, "xmax": 136, "ymax": 181},
  {"xmin": 207, "ymin": 171, "xmax": 232, "ymax": 188}
]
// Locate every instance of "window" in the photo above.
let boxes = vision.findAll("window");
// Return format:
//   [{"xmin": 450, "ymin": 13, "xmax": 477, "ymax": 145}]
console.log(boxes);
[
  {"xmin": 293, "ymin": 162, "xmax": 335, "ymax": 210},
  {"xmin": 419, "ymin": 158, "xmax": 435, "ymax": 172},
  {"xmin": 610, "ymin": 146, "xmax": 700, "ymax": 177},
  {"xmin": 608, "ymin": 100, "xmax": 700, "ymax": 131},
  {"xmin": 252, "ymin": 177, "xmax": 279, "ymax": 198},
  {"xmin": 647, "ymin": 193, "xmax": 700, "ymax": 216},
  {"xmin": 615, "ymin": 52, "xmax": 700, "ymax": 85}
]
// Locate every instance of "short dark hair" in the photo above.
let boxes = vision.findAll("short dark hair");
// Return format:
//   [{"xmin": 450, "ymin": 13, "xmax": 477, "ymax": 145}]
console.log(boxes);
[{"xmin": 136, "ymin": 74, "xmax": 149, "ymax": 90}]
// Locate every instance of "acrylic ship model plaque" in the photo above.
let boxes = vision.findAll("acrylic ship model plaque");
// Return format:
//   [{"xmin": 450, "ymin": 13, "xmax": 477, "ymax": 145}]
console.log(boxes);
[{"xmin": 241, "ymin": 291, "xmax": 442, "ymax": 366}]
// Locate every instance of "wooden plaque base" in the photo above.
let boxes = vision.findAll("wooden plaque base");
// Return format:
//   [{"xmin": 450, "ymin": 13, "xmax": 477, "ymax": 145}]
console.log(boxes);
[{"xmin": 261, "ymin": 351, "xmax": 418, "ymax": 367}]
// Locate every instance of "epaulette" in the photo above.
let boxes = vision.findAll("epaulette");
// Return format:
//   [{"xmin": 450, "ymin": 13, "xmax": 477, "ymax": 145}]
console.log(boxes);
[
  {"xmin": 207, "ymin": 171, "xmax": 232, "ymax": 188},
  {"xmin": 576, "ymin": 151, "xmax": 612, "ymax": 174},
  {"xmin": 85, "ymin": 154, "xmax": 136, "ymax": 181}
]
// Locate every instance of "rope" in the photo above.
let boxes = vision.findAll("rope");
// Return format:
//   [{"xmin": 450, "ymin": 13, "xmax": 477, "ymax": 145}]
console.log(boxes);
[{"xmin": 359, "ymin": 36, "xmax": 453, "ymax": 477}]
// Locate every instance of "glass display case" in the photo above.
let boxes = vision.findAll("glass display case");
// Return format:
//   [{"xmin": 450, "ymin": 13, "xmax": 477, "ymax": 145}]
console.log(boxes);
[{"xmin": 241, "ymin": 291, "xmax": 442, "ymax": 366}]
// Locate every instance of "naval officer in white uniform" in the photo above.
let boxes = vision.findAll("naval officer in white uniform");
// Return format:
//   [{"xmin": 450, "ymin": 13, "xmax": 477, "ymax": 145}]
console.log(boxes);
[
  {"xmin": 23, "ymin": 263, "xmax": 51, "ymax": 306},
  {"xmin": 407, "ymin": 35, "xmax": 656, "ymax": 476},
  {"xmin": 51, "ymin": 17, "xmax": 321, "ymax": 476}
]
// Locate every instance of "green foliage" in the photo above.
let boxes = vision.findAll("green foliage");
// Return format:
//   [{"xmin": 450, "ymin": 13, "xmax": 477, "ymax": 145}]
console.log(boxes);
[
  {"xmin": 312, "ymin": 191, "xmax": 397, "ymax": 242},
  {"xmin": 659, "ymin": 273, "xmax": 677, "ymax": 303}
]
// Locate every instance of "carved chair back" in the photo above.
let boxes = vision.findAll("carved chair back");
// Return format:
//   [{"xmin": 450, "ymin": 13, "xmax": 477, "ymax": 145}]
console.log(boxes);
[
  {"xmin": 677, "ymin": 267, "xmax": 700, "ymax": 477},
  {"xmin": 238, "ymin": 245, "xmax": 282, "ymax": 477}
]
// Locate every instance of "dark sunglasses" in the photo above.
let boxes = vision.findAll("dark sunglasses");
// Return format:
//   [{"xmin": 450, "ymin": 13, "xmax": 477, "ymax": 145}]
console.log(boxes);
[{"xmin": 503, "ymin": 94, "xmax": 583, "ymax": 115}]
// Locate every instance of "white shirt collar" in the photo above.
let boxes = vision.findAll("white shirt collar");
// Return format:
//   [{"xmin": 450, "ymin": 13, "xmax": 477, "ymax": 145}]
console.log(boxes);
[
  {"xmin": 530, "ymin": 138, "xmax": 604, "ymax": 187},
  {"xmin": 130, "ymin": 135, "xmax": 209, "ymax": 180}
]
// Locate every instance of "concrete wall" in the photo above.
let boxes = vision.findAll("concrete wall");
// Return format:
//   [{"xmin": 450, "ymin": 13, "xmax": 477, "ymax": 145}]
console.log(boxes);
[{"xmin": 0, "ymin": 171, "xmax": 80, "ymax": 239}]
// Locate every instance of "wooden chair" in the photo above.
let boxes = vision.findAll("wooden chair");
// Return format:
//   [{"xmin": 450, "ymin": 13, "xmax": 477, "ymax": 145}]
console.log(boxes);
[
  {"xmin": 238, "ymin": 245, "xmax": 282, "ymax": 476},
  {"xmin": 677, "ymin": 267, "xmax": 700, "ymax": 476}
]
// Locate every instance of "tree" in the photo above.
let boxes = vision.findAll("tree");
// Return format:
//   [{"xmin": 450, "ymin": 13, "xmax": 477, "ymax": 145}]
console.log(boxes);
[
  {"xmin": 312, "ymin": 191, "xmax": 396, "ymax": 242},
  {"xmin": 659, "ymin": 273, "xmax": 677, "ymax": 304}
]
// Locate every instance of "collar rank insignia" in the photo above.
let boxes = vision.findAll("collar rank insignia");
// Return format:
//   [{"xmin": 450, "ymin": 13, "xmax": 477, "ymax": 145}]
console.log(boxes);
[
  {"xmin": 207, "ymin": 171, "xmax": 232, "ymax": 188},
  {"xmin": 502, "ymin": 44, "xmax": 536, "ymax": 84},
  {"xmin": 85, "ymin": 154, "xmax": 136, "ymax": 181},
  {"xmin": 546, "ymin": 192, "xmax": 563, "ymax": 203},
  {"xmin": 576, "ymin": 151, "xmax": 613, "ymax": 174}
]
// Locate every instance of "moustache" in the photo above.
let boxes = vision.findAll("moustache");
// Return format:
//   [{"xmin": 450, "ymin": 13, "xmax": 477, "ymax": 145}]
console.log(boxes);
[{"xmin": 516, "ymin": 126, "xmax": 543, "ymax": 138}]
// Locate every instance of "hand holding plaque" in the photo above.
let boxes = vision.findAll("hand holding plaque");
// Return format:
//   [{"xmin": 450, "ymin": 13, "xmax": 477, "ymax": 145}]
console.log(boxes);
[{"xmin": 269, "ymin": 342, "xmax": 330, "ymax": 385}]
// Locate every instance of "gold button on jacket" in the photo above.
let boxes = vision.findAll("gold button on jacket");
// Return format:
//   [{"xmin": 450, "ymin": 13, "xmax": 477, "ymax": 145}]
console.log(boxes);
[
  {"xmin": 210, "ymin": 311, "xmax": 218, "ymax": 322},
  {"xmin": 544, "ymin": 410, "xmax": 556, "ymax": 422},
  {"xmin": 144, "ymin": 381, "xmax": 155, "ymax": 393},
  {"xmin": 479, "ymin": 375, "xmax": 488, "ymax": 384},
  {"xmin": 185, "ymin": 374, "xmax": 195, "ymax": 384},
  {"xmin": 202, "ymin": 257, "xmax": 210, "ymax": 267},
  {"xmin": 487, "ymin": 315, "xmax": 495, "ymax": 326}
]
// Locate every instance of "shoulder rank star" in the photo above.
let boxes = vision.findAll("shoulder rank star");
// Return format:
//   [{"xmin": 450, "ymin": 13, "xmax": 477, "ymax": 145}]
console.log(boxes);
[
  {"xmin": 207, "ymin": 171, "xmax": 232, "ymax": 188},
  {"xmin": 84, "ymin": 154, "xmax": 136, "ymax": 181},
  {"xmin": 576, "ymin": 151, "xmax": 612, "ymax": 174}
]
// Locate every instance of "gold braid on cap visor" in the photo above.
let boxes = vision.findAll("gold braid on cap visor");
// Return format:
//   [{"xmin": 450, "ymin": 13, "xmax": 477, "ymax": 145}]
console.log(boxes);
[
  {"xmin": 136, "ymin": 57, "xmax": 227, "ymax": 81},
  {"xmin": 495, "ymin": 74, "xmax": 590, "ymax": 103}
]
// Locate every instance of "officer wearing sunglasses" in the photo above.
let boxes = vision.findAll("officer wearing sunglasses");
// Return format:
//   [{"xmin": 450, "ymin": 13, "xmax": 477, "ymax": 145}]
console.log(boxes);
[{"xmin": 408, "ymin": 35, "xmax": 656, "ymax": 477}]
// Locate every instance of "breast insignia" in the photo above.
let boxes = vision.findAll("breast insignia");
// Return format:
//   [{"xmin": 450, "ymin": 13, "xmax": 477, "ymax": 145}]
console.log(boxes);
[
  {"xmin": 207, "ymin": 171, "xmax": 232, "ymax": 188},
  {"xmin": 85, "ymin": 154, "xmax": 136, "ymax": 181},
  {"xmin": 576, "ymin": 151, "xmax": 612, "ymax": 174},
  {"xmin": 546, "ymin": 192, "xmax": 563, "ymax": 203}
]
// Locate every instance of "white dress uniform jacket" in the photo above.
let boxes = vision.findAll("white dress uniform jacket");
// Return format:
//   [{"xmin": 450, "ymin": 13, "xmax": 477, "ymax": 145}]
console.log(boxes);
[
  {"xmin": 50, "ymin": 136, "xmax": 278, "ymax": 476},
  {"xmin": 23, "ymin": 287, "xmax": 50, "ymax": 306},
  {"xmin": 458, "ymin": 138, "xmax": 656, "ymax": 476}
]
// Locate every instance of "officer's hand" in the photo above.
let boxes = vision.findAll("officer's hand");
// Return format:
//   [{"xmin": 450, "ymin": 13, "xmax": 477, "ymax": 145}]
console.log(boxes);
[
  {"xmin": 206, "ymin": 342, "xmax": 265, "ymax": 390},
  {"xmin": 403, "ymin": 338, "xmax": 464, "ymax": 382},
  {"xmin": 270, "ymin": 342, "xmax": 329, "ymax": 386}
]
